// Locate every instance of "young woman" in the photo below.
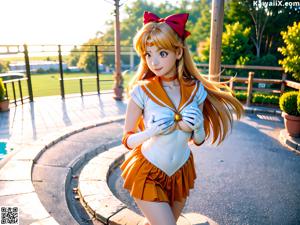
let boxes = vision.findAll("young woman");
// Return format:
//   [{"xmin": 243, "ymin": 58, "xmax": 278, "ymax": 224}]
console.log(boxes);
[{"xmin": 120, "ymin": 11, "xmax": 244, "ymax": 225}]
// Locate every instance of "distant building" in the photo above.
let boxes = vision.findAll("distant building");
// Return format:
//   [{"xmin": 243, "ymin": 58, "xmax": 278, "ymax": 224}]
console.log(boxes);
[
  {"xmin": 9, "ymin": 61, "xmax": 67, "ymax": 73},
  {"xmin": 68, "ymin": 66, "xmax": 81, "ymax": 72}
]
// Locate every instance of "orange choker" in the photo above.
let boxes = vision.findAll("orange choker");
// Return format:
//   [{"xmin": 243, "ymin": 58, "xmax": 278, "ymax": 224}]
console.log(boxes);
[{"xmin": 160, "ymin": 75, "xmax": 177, "ymax": 82}]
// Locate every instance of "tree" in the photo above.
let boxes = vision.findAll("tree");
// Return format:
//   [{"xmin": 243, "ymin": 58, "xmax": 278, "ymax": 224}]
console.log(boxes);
[
  {"xmin": 67, "ymin": 46, "xmax": 81, "ymax": 67},
  {"xmin": 222, "ymin": 22, "xmax": 252, "ymax": 64},
  {"xmin": 102, "ymin": 0, "xmax": 210, "ymax": 52},
  {"xmin": 77, "ymin": 38, "xmax": 104, "ymax": 73},
  {"xmin": 199, "ymin": 22, "xmax": 253, "ymax": 65},
  {"xmin": 0, "ymin": 60, "xmax": 9, "ymax": 73},
  {"xmin": 225, "ymin": 0, "xmax": 300, "ymax": 58},
  {"xmin": 278, "ymin": 21, "xmax": 300, "ymax": 81},
  {"xmin": 97, "ymin": 0, "xmax": 160, "ymax": 66},
  {"xmin": 187, "ymin": 0, "xmax": 211, "ymax": 52}
]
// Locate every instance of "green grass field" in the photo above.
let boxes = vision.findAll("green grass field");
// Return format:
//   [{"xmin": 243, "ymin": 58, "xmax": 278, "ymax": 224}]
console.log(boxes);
[{"xmin": 4, "ymin": 72, "xmax": 135, "ymax": 99}]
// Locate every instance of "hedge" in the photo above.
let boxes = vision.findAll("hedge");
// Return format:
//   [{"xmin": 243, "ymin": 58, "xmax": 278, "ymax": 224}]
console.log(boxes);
[{"xmin": 234, "ymin": 91, "xmax": 280, "ymax": 105}]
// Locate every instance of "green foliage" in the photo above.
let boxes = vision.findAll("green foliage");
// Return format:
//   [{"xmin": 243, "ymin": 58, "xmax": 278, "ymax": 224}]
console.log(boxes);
[
  {"xmin": 73, "ymin": 0, "xmax": 214, "ymax": 68},
  {"xmin": 67, "ymin": 46, "xmax": 81, "ymax": 67},
  {"xmin": 234, "ymin": 91, "xmax": 247, "ymax": 101},
  {"xmin": 187, "ymin": 0, "xmax": 211, "ymax": 51},
  {"xmin": 77, "ymin": 52, "xmax": 97, "ymax": 73},
  {"xmin": 224, "ymin": 1, "xmax": 252, "ymax": 27},
  {"xmin": 234, "ymin": 91, "xmax": 280, "ymax": 105},
  {"xmin": 68, "ymin": 0, "xmax": 299, "ymax": 70},
  {"xmin": 76, "ymin": 38, "xmax": 104, "ymax": 73},
  {"xmin": 198, "ymin": 38, "xmax": 210, "ymax": 62},
  {"xmin": 0, "ymin": 60, "xmax": 9, "ymax": 73},
  {"xmin": 222, "ymin": 22, "xmax": 252, "ymax": 64},
  {"xmin": 225, "ymin": 0, "xmax": 300, "ymax": 58},
  {"xmin": 279, "ymin": 91, "xmax": 300, "ymax": 116},
  {"xmin": 248, "ymin": 54, "xmax": 280, "ymax": 79},
  {"xmin": 252, "ymin": 93, "xmax": 279, "ymax": 105},
  {"xmin": 0, "ymin": 79, "xmax": 7, "ymax": 101},
  {"xmin": 249, "ymin": 54, "xmax": 278, "ymax": 67},
  {"xmin": 200, "ymin": 22, "xmax": 253, "ymax": 65},
  {"xmin": 278, "ymin": 22, "xmax": 300, "ymax": 82}
]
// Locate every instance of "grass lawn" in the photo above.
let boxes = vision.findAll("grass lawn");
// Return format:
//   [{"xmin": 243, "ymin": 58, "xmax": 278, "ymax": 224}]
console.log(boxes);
[{"xmin": 4, "ymin": 72, "xmax": 135, "ymax": 99}]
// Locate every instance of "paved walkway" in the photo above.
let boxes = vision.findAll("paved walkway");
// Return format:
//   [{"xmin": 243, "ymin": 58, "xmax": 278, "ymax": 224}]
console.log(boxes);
[
  {"xmin": 0, "ymin": 92, "xmax": 127, "ymax": 167},
  {"xmin": 0, "ymin": 92, "xmax": 127, "ymax": 225}
]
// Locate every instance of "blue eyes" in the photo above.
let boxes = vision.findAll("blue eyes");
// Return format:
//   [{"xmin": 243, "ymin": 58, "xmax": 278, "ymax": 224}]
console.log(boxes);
[
  {"xmin": 145, "ymin": 50, "xmax": 168, "ymax": 58},
  {"xmin": 160, "ymin": 51, "xmax": 168, "ymax": 57}
]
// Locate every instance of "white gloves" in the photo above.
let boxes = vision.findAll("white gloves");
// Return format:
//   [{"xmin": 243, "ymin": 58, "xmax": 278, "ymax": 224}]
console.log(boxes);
[
  {"xmin": 126, "ymin": 115, "xmax": 174, "ymax": 149},
  {"xmin": 146, "ymin": 115, "xmax": 174, "ymax": 136},
  {"xmin": 192, "ymin": 123, "xmax": 205, "ymax": 145},
  {"xmin": 182, "ymin": 106, "xmax": 204, "ymax": 131},
  {"xmin": 126, "ymin": 106, "xmax": 206, "ymax": 149},
  {"xmin": 182, "ymin": 106, "xmax": 205, "ymax": 145}
]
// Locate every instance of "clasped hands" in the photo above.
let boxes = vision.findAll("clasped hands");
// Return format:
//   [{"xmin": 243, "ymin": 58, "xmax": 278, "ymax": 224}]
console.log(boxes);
[
  {"xmin": 146, "ymin": 106, "xmax": 204, "ymax": 137},
  {"xmin": 127, "ymin": 107, "xmax": 204, "ymax": 149}
]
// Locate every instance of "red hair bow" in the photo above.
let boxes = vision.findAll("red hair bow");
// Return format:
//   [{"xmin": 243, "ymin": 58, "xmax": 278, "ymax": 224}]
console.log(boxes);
[{"xmin": 143, "ymin": 11, "xmax": 191, "ymax": 40}]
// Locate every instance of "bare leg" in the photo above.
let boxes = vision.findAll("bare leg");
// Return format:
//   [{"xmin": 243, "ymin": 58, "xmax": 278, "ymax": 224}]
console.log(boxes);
[
  {"xmin": 134, "ymin": 197, "xmax": 177, "ymax": 225},
  {"xmin": 171, "ymin": 198, "xmax": 187, "ymax": 222}
]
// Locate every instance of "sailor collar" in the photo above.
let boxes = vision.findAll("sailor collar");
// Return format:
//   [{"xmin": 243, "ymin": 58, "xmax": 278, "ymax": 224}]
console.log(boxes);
[{"xmin": 140, "ymin": 76, "xmax": 199, "ymax": 113}]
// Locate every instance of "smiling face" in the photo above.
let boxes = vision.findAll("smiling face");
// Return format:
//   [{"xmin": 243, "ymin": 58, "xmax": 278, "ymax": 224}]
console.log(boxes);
[{"xmin": 145, "ymin": 45, "xmax": 182, "ymax": 78}]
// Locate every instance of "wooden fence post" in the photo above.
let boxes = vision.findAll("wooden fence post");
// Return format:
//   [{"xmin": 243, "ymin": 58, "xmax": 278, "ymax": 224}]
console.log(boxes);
[
  {"xmin": 246, "ymin": 72, "xmax": 254, "ymax": 106},
  {"xmin": 280, "ymin": 73, "xmax": 287, "ymax": 95},
  {"xmin": 208, "ymin": 0, "xmax": 224, "ymax": 82},
  {"xmin": 229, "ymin": 76, "xmax": 234, "ymax": 91}
]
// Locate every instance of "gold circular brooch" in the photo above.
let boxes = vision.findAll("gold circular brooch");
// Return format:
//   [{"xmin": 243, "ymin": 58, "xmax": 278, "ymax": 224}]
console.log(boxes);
[{"xmin": 174, "ymin": 113, "xmax": 182, "ymax": 122}]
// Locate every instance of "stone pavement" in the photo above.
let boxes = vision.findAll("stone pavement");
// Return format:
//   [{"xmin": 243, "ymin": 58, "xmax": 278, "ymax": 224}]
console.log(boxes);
[
  {"xmin": 0, "ymin": 92, "xmax": 127, "ymax": 225},
  {"xmin": 0, "ymin": 91, "xmax": 126, "ymax": 167},
  {"xmin": 0, "ymin": 116, "xmax": 126, "ymax": 224},
  {"xmin": 0, "ymin": 93, "xmax": 299, "ymax": 225}
]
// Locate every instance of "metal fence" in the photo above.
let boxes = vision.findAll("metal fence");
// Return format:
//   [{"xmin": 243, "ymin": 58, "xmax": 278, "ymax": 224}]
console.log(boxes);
[
  {"xmin": 0, "ymin": 44, "xmax": 299, "ymax": 107},
  {"xmin": 0, "ymin": 44, "xmax": 137, "ymax": 104}
]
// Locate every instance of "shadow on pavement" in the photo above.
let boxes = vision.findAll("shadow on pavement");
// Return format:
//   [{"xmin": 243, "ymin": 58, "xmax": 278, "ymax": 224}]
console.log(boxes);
[{"xmin": 109, "ymin": 114, "xmax": 300, "ymax": 225}]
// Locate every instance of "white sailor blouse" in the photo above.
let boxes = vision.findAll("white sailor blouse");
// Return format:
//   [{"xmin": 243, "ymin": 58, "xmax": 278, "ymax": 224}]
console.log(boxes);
[{"xmin": 130, "ymin": 76, "xmax": 207, "ymax": 177}]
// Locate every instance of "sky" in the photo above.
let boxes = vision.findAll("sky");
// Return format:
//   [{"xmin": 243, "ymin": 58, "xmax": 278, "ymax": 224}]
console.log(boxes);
[{"xmin": 0, "ymin": 0, "xmax": 172, "ymax": 45}]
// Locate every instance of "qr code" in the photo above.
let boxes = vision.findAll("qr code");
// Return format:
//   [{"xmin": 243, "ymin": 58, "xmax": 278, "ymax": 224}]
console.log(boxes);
[{"xmin": 1, "ymin": 207, "xmax": 19, "ymax": 225}]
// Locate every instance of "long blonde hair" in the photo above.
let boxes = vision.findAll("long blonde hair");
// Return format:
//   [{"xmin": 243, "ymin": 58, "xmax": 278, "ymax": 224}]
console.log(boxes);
[{"xmin": 129, "ymin": 21, "xmax": 244, "ymax": 145}]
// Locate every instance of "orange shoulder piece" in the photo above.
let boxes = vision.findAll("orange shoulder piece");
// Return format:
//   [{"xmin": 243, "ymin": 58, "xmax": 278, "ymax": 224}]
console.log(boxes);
[
  {"xmin": 141, "ymin": 76, "xmax": 176, "ymax": 110},
  {"xmin": 178, "ymin": 80, "xmax": 199, "ymax": 112}
]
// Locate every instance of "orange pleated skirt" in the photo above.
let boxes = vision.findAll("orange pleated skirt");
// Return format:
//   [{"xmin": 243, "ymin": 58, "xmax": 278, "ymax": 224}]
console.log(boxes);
[{"xmin": 119, "ymin": 145, "xmax": 197, "ymax": 207}]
